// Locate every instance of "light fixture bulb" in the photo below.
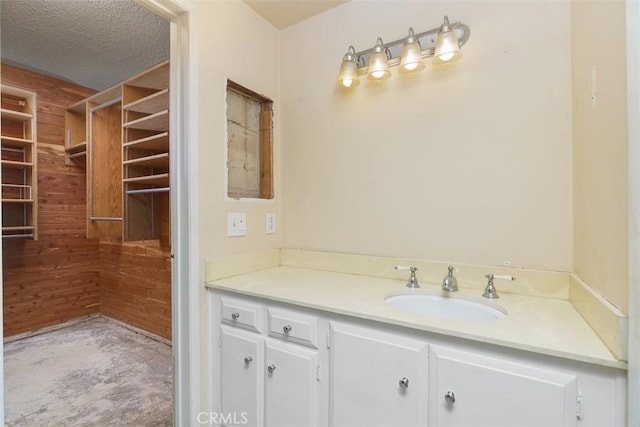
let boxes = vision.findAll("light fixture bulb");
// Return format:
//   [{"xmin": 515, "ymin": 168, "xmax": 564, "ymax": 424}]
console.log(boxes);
[
  {"xmin": 336, "ymin": 46, "xmax": 361, "ymax": 88},
  {"xmin": 399, "ymin": 28, "xmax": 425, "ymax": 73},
  {"xmin": 433, "ymin": 16, "xmax": 462, "ymax": 65},
  {"xmin": 367, "ymin": 38, "xmax": 391, "ymax": 80}
]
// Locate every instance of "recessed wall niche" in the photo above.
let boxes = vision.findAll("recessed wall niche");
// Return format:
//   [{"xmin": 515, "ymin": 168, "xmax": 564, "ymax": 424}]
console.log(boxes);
[{"xmin": 226, "ymin": 80, "xmax": 273, "ymax": 199}]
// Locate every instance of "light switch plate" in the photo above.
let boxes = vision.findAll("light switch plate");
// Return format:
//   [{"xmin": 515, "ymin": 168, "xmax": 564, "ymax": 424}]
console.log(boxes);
[
  {"xmin": 227, "ymin": 212, "xmax": 247, "ymax": 237},
  {"xmin": 266, "ymin": 213, "xmax": 276, "ymax": 234}
]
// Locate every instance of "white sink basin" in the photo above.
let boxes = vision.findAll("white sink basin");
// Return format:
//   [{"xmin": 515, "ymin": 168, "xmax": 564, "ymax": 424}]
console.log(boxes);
[{"xmin": 385, "ymin": 294, "xmax": 506, "ymax": 321}]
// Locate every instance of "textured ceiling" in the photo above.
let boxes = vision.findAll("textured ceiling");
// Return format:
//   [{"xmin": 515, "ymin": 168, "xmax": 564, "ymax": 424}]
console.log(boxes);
[
  {"xmin": 244, "ymin": 0, "xmax": 348, "ymax": 29},
  {"xmin": 1, "ymin": 0, "xmax": 170, "ymax": 90},
  {"xmin": 1, "ymin": 0, "xmax": 345, "ymax": 91}
]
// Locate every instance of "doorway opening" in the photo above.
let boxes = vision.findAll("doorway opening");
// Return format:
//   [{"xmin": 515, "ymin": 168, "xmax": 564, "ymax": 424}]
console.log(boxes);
[{"xmin": 0, "ymin": 0, "xmax": 191, "ymax": 423}]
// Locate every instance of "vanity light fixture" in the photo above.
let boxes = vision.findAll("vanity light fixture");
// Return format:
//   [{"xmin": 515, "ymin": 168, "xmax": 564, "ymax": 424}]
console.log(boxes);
[{"xmin": 336, "ymin": 15, "xmax": 470, "ymax": 88}]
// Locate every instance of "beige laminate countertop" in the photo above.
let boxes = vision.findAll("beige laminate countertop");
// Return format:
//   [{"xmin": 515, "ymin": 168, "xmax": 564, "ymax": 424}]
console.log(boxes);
[{"xmin": 206, "ymin": 266, "xmax": 625, "ymax": 369}]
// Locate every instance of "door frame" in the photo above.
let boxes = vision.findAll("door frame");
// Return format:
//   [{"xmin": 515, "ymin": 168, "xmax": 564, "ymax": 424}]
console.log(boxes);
[
  {"xmin": 136, "ymin": 1, "xmax": 198, "ymax": 425},
  {"xmin": 626, "ymin": 0, "xmax": 640, "ymax": 424}
]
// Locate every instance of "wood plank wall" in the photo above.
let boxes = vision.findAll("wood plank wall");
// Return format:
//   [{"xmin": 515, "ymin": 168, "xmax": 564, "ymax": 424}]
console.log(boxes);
[
  {"xmin": 1, "ymin": 64, "xmax": 100, "ymax": 336},
  {"xmin": 99, "ymin": 241, "xmax": 172, "ymax": 339},
  {"xmin": 2, "ymin": 64, "xmax": 172, "ymax": 341}
]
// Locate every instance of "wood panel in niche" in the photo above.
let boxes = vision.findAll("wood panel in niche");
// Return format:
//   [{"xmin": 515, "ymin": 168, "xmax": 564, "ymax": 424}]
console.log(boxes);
[
  {"xmin": 226, "ymin": 80, "xmax": 273, "ymax": 200},
  {"xmin": 1, "ymin": 64, "xmax": 100, "ymax": 337}
]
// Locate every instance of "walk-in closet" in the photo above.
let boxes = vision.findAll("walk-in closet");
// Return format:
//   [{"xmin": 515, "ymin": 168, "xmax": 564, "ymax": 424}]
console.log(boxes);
[{"xmin": 1, "ymin": 1, "xmax": 174, "ymax": 423}]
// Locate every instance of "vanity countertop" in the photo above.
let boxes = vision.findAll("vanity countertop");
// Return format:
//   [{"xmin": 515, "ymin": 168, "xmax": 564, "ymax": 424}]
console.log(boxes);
[{"xmin": 206, "ymin": 266, "xmax": 625, "ymax": 369}]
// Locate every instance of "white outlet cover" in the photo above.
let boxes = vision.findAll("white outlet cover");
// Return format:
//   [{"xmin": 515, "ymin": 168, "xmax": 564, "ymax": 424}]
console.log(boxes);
[
  {"xmin": 266, "ymin": 213, "xmax": 276, "ymax": 234},
  {"xmin": 227, "ymin": 212, "xmax": 247, "ymax": 237}
]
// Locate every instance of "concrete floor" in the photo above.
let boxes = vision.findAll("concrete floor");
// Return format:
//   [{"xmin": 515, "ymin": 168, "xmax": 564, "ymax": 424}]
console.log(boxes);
[{"xmin": 4, "ymin": 316, "xmax": 173, "ymax": 426}]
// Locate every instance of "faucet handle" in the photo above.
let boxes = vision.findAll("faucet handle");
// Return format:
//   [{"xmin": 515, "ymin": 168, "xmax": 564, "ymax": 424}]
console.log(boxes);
[
  {"xmin": 482, "ymin": 274, "xmax": 515, "ymax": 299},
  {"xmin": 442, "ymin": 265, "xmax": 459, "ymax": 292},
  {"xmin": 395, "ymin": 265, "xmax": 419, "ymax": 288},
  {"xmin": 485, "ymin": 274, "xmax": 516, "ymax": 281}
]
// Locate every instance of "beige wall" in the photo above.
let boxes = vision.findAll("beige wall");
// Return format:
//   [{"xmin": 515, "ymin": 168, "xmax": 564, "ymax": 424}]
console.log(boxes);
[
  {"xmin": 280, "ymin": 1, "xmax": 573, "ymax": 271},
  {"xmin": 571, "ymin": 0, "xmax": 628, "ymax": 313},
  {"xmin": 187, "ymin": 0, "xmax": 629, "ymax": 309},
  {"xmin": 194, "ymin": 0, "xmax": 282, "ymax": 261}
]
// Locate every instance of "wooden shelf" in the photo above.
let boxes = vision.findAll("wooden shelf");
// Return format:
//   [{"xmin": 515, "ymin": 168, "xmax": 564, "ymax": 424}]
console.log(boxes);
[
  {"xmin": 123, "ymin": 89, "xmax": 169, "ymax": 114},
  {"xmin": 1, "ymin": 136, "xmax": 33, "ymax": 147},
  {"xmin": 124, "ymin": 132, "xmax": 169, "ymax": 151},
  {"xmin": 85, "ymin": 85, "xmax": 122, "ymax": 106},
  {"xmin": 1, "ymin": 108, "xmax": 32, "ymax": 122},
  {"xmin": 124, "ymin": 60, "xmax": 170, "ymax": 90},
  {"xmin": 2, "ymin": 199, "xmax": 34, "ymax": 203},
  {"xmin": 123, "ymin": 110, "xmax": 169, "ymax": 131},
  {"xmin": 66, "ymin": 142, "xmax": 87, "ymax": 155},
  {"xmin": 1, "ymin": 160, "xmax": 33, "ymax": 169},
  {"xmin": 124, "ymin": 152, "xmax": 169, "ymax": 169},
  {"xmin": 124, "ymin": 173, "xmax": 169, "ymax": 187},
  {"xmin": 2, "ymin": 226, "xmax": 35, "ymax": 231}
]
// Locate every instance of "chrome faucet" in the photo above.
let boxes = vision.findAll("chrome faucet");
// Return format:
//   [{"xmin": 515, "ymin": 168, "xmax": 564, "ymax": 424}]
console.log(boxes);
[
  {"xmin": 395, "ymin": 265, "xmax": 419, "ymax": 288},
  {"xmin": 482, "ymin": 273, "xmax": 515, "ymax": 299},
  {"xmin": 442, "ymin": 266, "xmax": 458, "ymax": 292}
]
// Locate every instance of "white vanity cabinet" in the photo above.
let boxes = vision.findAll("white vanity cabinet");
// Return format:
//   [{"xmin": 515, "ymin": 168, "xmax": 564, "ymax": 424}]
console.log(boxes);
[
  {"xmin": 209, "ymin": 290, "xmax": 625, "ymax": 427},
  {"xmin": 329, "ymin": 321, "xmax": 428, "ymax": 427},
  {"xmin": 213, "ymin": 295, "xmax": 324, "ymax": 427},
  {"xmin": 428, "ymin": 345, "xmax": 578, "ymax": 427}
]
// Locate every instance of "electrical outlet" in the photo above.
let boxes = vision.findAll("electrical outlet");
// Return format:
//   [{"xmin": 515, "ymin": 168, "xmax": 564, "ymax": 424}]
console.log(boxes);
[
  {"xmin": 227, "ymin": 213, "xmax": 247, "ymax": 237},
  {"xmin": 266, "ymin": 213, "xmax": 276, "ymax": 234}
]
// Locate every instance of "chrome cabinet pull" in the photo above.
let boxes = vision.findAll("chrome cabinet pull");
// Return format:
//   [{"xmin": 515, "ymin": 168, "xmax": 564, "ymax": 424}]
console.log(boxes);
[
  {"xmin": 399, "ymin": 377, "xmax": 409, "ymax": 389},
  {"xmin": 283, "ymin": 325, "xmax": 292, "ymax": 333},
  {"xmin": 267, "ymin": 364, "xmax": 276, "ymax": 374},
  {"xmin": 231, "ymin": 312, "xmax": 240, "ymax": 320},
  {"xmin": 244, "ymin": 356, "xmax": 253, "ymax": 365},
  {"xmin": 445, "ymin": 391, "xmax": 456, "ymax": 404}
]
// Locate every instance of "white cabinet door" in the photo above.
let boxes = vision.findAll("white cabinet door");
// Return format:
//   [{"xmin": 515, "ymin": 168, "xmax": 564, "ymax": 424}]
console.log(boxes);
[
  {"xmin": 429, "ymin": 345, "xmax": 578, "ymax": 427},
  {"xmin": 330, "ymin": 321, "xmax": 428, "ymax": 427},
  {"xmin": 220, "ymin": 326, "xmax": 262, "ymax": 427},
  {"xmin": 264, "ymin": 339, "xmax": 320, "ymax": 427}
]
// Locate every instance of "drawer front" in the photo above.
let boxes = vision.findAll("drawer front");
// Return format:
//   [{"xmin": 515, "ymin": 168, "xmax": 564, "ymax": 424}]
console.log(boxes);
[
  {"xmin": 221, "ymin": 297, "xmax": 262, "ymax": 333},
  {"xmin": 268, "ymin": 307, "xmax": 319, "ymax": 348}
]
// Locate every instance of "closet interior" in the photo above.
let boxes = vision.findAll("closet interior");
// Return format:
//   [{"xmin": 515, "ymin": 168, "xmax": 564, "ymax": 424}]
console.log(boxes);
[{"xmin": 1, "ymin": 60, "xmax": 172, "ymax": 341}]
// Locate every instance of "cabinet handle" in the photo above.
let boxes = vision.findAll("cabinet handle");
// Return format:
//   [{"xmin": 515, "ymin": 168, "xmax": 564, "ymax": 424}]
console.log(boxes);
[
  {"xmin": 445, "ymin": 391, "xmax": 456, "ymax": 404},
  {"xmin": 267, "ymin": 364, "xmax": 277, "ymax": 374},
  {"xmin": 231, "ymin": 312, "xmax": 240, "ymax": 320},
  {"xmin": 399, "ymin": 377, "xmax": 409, "ymax": 389},
  {"xmin": 244, "ymin": 356, "xmax": 253, "ymax": 365},
  {"xmin": 283, "ymin": 325, "xmax": 292, "ymax": 333}
]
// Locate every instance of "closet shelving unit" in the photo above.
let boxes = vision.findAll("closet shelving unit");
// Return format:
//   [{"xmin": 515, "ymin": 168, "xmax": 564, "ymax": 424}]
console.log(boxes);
[
  {"xmin": 65, "ymin": 85, "xmax": 124, "ymax": 241},
  {"xmin": 63, "ymin": 60, "xmax": 170, "ymax": 245},
  {"xmin": 1, "ymin": 84, "xmax": 38, "ymax": 239},
  {"xmin": 121, "ymin": 60, "xmax": 170, "ymax": 242}
]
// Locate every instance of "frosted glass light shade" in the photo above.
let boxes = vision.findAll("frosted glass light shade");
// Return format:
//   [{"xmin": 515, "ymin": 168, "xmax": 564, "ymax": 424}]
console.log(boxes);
[
  {"xmin": 367, "ymin": 38, "xmax": 391, "ymax": 80},
  {"xmin": 433, "ymin": 19, "xmax": 462, "ymax": 64},
  {"xmin": 336, "ymin": 46, "xmax": 360, "ymax": 88},
  {"xmin": 399, "ymin": 28, "xmax": 425, "ymax": 73},
  {"xmin": 337, "ymin": 60, "xmax": 360, "ymax": 88}
]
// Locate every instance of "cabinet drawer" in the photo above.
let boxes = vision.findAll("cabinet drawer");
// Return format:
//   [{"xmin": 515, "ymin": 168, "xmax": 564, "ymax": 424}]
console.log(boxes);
[
  {"xmin": 221, "ymin": 297, "xmax": 262, "ymax": 333},
  {"xmin": 268, "ymin": 307, "xmax": 319, "ymax": 348}
]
